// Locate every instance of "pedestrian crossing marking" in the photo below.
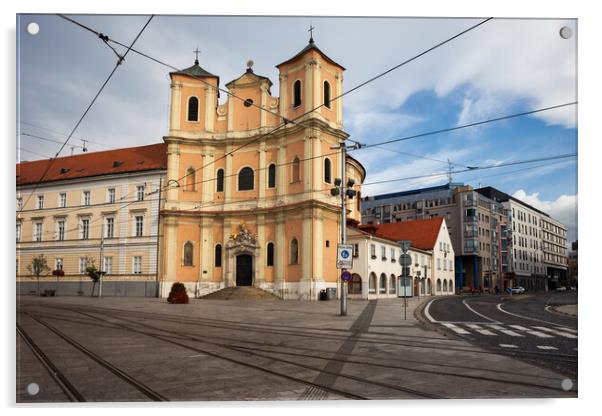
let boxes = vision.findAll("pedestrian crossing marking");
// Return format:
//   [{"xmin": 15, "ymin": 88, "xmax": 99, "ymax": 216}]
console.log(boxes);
[
  {"xmin": 533, "ymin": 326, "xmax": 578, "ymax": 339},
  {"xmin": 466, "ymin": 324, "xmax": 496, "ymax": 336},
  {"xmin": 442, "ymin": 323, "xmax": 470, "ymax": 334},
  {"xmin": 556, "ymin": 326, "xmax": 578, "ymax": 334},
  {"xmin": 437, "ymin": 322, "xmax": 577, "ymax": 340},
  {"xmin": 499, "ymin": 344, "xmax": 519, "ymax": 348},
  {"xmin": 536, "ymin": 345, "xmax": 558, "ymax": 350}
]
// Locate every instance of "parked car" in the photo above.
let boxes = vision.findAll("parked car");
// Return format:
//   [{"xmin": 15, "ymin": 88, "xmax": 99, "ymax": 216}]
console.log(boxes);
[
  {"xmin": 511, "ymin": 286, "xmax": 526, "ymax": 294},
  {"xmin": 556, "ymin": 286, "xmax": 567, "ymax": 292}
]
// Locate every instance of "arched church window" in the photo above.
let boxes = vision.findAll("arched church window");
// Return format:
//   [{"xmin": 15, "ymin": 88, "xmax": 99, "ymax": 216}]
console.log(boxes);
[
  {"xmin": 291, "ymin": 157, "xmax": 300, "ymax": 183},
  {"xmin": 183, "ymin": 241, "xmax": 193, "ymax": 266},
  {"xmin": 267, "ymin": 242, "xmax": 274, "ymax": 266},
  {"xmin": 324, "ymin": 81, "xmax": 331, "ymax": 108},
  {"xmin": 324, "ymin": 158, "xmax": 332, "ymax": 184},
  {"xmin": 185, "ymin": 167, "xmax": 196, "ymax": 191},
  {"xmin": 215, "ymin": 244, "xmax": 222, "ymax": 267},
  {"xmin": 290, "ymin": 238, "xmax": 299, "ymax": 265},
  {"xmin": 293, "ymin": 80, "xmax": 302, "ymax": 107},
  {"xmin": 216, "ymin": 168, "xmax": 224, "ymax": 192},
  {"xmin": 187, "ymin": 97, "xmax": 199, "ymax": 122},
  {"xmin": 268, "ymin": 163, "xmax": 276, "ymax": 188},
  {"xmin": 238, "ymin": 167, "xmax": 254, "ymax": 191}
]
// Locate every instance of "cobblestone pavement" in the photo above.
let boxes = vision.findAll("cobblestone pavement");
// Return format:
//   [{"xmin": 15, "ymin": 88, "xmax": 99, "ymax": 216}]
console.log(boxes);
[{"xmin": 16, "ymin": 295, "xmax": 577, "ymax": 403}]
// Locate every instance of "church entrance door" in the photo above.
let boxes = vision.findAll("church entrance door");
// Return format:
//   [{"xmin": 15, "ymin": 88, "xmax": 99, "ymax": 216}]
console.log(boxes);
[{"xmin": 236, "ymin": 254, "xmax": 253, "ymax": 286}]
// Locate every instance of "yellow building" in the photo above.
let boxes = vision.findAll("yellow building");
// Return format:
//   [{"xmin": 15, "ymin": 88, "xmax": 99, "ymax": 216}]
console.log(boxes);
[
  {"xmin": 160, "ymin": 38, "xmax": 365, "ymax": 299},
  {"xmin": 16, "ymin": 144, "xmax": 166, "ymax": 296}
]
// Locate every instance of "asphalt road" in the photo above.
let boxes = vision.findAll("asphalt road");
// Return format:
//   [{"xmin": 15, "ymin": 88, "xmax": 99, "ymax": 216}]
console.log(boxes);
[{"xmin": 422, "ymin": 292, "xmax": 578, "ymax": 378}]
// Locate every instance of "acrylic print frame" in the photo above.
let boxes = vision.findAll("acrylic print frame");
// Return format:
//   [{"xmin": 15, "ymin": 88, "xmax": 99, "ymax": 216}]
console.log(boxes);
[{"xmin": 16, "ymin": 13, "xmax": 577, "ymax": 403}]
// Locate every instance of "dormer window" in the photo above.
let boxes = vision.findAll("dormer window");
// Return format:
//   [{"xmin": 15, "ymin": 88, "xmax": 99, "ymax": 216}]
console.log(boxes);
[
  {"xmin": 187, "ymin": 96, "xmax": 199, "ymax": 121},
  {"xmin": 293, "ymin": 80, "xmax": 302, "ymax": 107}
]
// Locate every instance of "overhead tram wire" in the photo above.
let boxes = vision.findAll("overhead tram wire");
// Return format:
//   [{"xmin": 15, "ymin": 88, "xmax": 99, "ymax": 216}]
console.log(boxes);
[
  {"xmin": 60, "ymin": 15, "xmax": 495, "ymax": 196},
  {"xmin": 20, "ymin": 132, "xmax": 87, "ymax": 149},
  {"xmin": 18, "ymin": 15, "xmax": 155, "ymax": 214},
  {"xmin": 19, "ymin": 122, "xmax": 116, "ymax": 150}
]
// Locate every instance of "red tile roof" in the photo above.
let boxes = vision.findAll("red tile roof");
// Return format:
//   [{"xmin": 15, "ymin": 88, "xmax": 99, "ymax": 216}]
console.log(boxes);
[
  {"xmin": 17, "ymin": 143, "xmax": 167, "ymax": 186},
  {"xmin": 360, "ymin": 217, "xmax": 445, "ymax": 251}
]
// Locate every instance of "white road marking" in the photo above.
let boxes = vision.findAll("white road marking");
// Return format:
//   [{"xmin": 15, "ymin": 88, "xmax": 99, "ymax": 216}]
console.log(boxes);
[
  {"xmin": 536, "ymin": 345, "xmax": 558, "ymax": 350},
  {"xmin": 442, "ymin": 323, "xmax": 470, "ymax": 334},
  {"xmin": 188, "ymin": 354, "xmax": 207, "ymax": 358},
  {"xmin": 462, "ymin": 299, "xmax": 500, "ymax": 323},
  {"xmin": 509, "ymin": 325, "xmax": 529, "ymax": 331},
  {"xmin": 496, "ymin": 303, "xmax": 574, "ymax": 330},
  {"xmin": 532, "ymin": 326, "xmax": 578, "ymax": 339},
  {"xmin": 509, "ymin": 324, "xmax": 554, "ymax": 338},
  {"xmin": 424, "ymin": 299, "xmax": 437, "ymax": 323},
  {"xmin": 499, "ymin": 344, "xmax": 519, "ymax": 349},
  {"xmin": 466, "ymin": 324, "xmax": 497, "ymax": 336},
  {"xmin": 558, "ymin": 326, "xmax": 578, "ymax": 334}
]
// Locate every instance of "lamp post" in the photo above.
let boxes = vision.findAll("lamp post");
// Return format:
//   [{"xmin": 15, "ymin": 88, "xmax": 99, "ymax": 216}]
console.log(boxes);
[{"xmin": 330, "ymin": 141, "xmax": 362, "ymax": 316}]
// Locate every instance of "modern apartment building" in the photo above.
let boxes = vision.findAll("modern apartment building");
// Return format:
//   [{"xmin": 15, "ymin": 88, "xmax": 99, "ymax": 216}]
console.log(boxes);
[
  {"xmin": 362, "ymin": 183, "xmax": 513, "ymax": 293},
  {"xmin": 476, "ymin": 187, "xmax": 568, "ymax": 292},
  {"xmin": 16, "ymin": 144, "xmax": 166, "ymax": 296}
]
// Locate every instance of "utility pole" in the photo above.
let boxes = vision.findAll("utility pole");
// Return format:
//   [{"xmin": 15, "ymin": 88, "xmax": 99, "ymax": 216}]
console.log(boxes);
[
  {"xmin": 330, "ymin": 140, "xmax": 363, "ymax": 316},
  {"xmin": 155, "ymin": 177, "xmax": 162, "ymax": 298},
  {"xmin": 398, "ymin": 240, "xmax": 412, "ymax": 320}
]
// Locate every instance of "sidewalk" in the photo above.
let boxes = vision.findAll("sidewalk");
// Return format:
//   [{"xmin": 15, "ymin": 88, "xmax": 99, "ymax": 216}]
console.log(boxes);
[{"xmin": 552, "ymin": 304, "xmax": 578, "ymax": 317}]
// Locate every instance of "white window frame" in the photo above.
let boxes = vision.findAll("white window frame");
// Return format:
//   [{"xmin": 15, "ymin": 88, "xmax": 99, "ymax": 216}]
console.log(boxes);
[
  {"xmin": 103, "ymin": 257, "xmax": 113, "ymax": 275},
  {"xmin": 17, "ymin": 197, "xmax": 23, "ymax": 211},
  {"xmin": 134, "ymin": 215, "xmax": 144, "ymax": 237},
  {"xmin": 16, "ymin": 222, "xmax": 21, "ymax": 242},
  {"xmin": 57, "ymin": 220, "xmax": 65, "ymax": 241},
  {"xmin": 136, "ymin": 185, "xmax": 145, "ymax": 201},
  {"xmin": 55, "ymin": 258, "xmax": 63, "ymax": 271},
  {"xmin": 59, "ymin": 193, "xmax": 67, "ymax": 208},
  {"xmin": 37, "ymin": 195, "xmax": 44, "ymax": 210},
  {"xmin": 80, "ymin": 218, "xmax": 90, "ymax": 240},
  {"xmin": 79, "ymin": 257, "xmax": 88, "ymax": 274},
  {"xmin": 106, "ymin": 217, "xmax": 115, "ymax": 238},
  {"xmin": 83, "ymin": 190, "xmax": 91, "ymax": 206},
  {"xmin": 108, "ymin": 188, "xmax": 116, "ymax": 204},
  {"xmin": 133, "ymin": 256, "xmax": 142, "ymax": 274},
  {"xmin": 34, "ymin": 222, "xmax": 43, "ymax": 242}
]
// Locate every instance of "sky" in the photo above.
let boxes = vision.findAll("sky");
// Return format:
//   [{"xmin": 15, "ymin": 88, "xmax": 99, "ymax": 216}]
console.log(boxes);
[{"xmin": 15, "ymin": 14, "xmax": 578, "ymax": 242}]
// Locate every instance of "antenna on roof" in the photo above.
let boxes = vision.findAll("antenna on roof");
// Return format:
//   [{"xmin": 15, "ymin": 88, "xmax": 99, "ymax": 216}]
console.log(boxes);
[
  {"xmin": 81, "ymin": 139, "xmax": 88, "ymax": 152},
  {"xmin": 447, "ymin": 158, "xmax": 453, "ymax": 184},
  {"xmin": 70, "ymin": 146, "xmax": 75, "ymax": 156}
]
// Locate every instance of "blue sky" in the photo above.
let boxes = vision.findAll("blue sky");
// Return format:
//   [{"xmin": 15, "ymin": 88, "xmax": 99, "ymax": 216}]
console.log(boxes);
[{"xmin": 15, "ymin": 14, "xmax": 577, "ymax": 241}]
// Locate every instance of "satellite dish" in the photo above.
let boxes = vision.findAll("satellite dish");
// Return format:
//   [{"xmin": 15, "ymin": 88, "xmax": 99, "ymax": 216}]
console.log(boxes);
[{"xmin": 246, "ymin": 59, "xmax": 254, "ymax": 69}]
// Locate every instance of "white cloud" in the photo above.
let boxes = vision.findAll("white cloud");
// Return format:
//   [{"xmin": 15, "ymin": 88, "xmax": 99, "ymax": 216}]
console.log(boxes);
[{"xmin": 512, "ymin": 189, "xmax": 578, "ymax": 243}]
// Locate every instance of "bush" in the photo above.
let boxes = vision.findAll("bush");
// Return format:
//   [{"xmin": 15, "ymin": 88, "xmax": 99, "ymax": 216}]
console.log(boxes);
[{"xmin": 167, "ymin": 282, "xmax": 189, "ymax": 304}]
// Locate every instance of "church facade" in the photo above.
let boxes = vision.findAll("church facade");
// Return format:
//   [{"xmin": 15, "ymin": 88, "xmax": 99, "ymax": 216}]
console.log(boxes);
[{"xmin": 159, "ymin": 38, "xmax": 365, "ymax": 300}]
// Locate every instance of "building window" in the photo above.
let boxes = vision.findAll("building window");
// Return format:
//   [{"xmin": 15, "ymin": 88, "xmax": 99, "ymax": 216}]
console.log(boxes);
[
  {"xmin": 185, "ymin": 168, "xmax": 196, "ymax": 191},
  {"xmin": 215, "ymin": 244, "xmax": 222, "ymax": 267},
  {"xmin": 187, "ymin": 96, "xmax": 199, "ymax": 122},
  {"xmin": 381, "ymin": 246, "xmax": 386, "ymax": 260},
  {"xmin": 437, "ymin": 258, "xmax": 441, "ymax": 270},
  {"xmin": 103, "ymin": 257, "xmax": 113, "ymax": 275},
  {"xmin": 267, "ymin": 242, "xmax": 274, "ymax": 266},
  {"xmin": 391, "ymin": 248, "xmax": 396, "ymax": 261},
  {"xmin": 17, "ymin": 197, "xmax": 23, "ymax": 210},
  {"xmin": 106, "ymin": 217, "xmax": 114, "ymax": 239},
  {"xmin": 290, "ymin": 238, "xmax": 299, "ymax": 265},
  {"xmin": 323, "ymin": 81, "xmax": 331, "ymax": 108},
  {"xmin": 370, "ymin": 244, "xmax": 376, "ymax": 259},
  {"xmin": 108, "ymin": 188, "xmax": 116, "ymax": 203},
  {"xmin": 183, "ymin": 241, "xmax": 194, "ymax": 266},
  {"xmin": 59, "ymin": 193, "xmax": 67, "ymax": 208},
  {"xmin": 324, "ymin": 158, "xmax": 332, "ymax": 184},
  {"xmin": 133, "ymin": 256, "xmax": 142, "ymax": 274},
  {"xmin": 57, "ymin": 220, "xmax": 65, "ymax": 241},
  {"xmin": 238, "ymin": 167, "xmax": 254, "ymax": 191},
  {"xmin": 369, "ymin": 273, "xmax": 376, "ymax": 294},
  {"xmin": 268, "ymin": 164, "xmax": 276, "ymax": 188},
  {"xmin": 291, "ymin": 157, "xmax": 300, "ymax": 182},
  {"xmin": 34, "ymin": 222, "xmax": 43, "ymax": 242},
  {"xmin": 81, "ymin": 219, "xmax": 89, "ymax": 240},
  {"xmin": 136, "ymin": 185, "xmax": 145, "ymax": 201},
  {"xmin": 16, "ymin": 223, "xmax": 21, "ymax": 242},
  {"xmin": 353, "ymin": 243, "xmax": 359, "ymax": 258},
  {"xmin": 216, "ymin": 168, "xmax": 224, "ymax": 192},
  {"xmin": 293, "ymin": 80, "xmax": 302, "ymax": 107},
  {"xmin": 79, "ymin": 257, "xmax": 88, "ymax": 274},
  {"xmin": 37, "ymin": 195, "xmax": 44, "ymax": 210},
  {"xmin": 379, "ymin": 274, "xmax": 387, "ymax": 294},
  {"xmin": 55, "ymin": 258, "xmax": 63, "ymax": 271},
  {"xmin": 135, "ymin": 216, "xmax": 143, "ymax": 237},
  {"xmin": 83, "ymin": 191, "xmax": 91, "ymax": 206}
]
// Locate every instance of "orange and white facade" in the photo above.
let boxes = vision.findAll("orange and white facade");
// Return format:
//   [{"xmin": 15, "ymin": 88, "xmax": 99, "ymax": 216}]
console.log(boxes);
[{"xmin": 160, "ymin": 39, "xmax": 365, "ymax": 299}]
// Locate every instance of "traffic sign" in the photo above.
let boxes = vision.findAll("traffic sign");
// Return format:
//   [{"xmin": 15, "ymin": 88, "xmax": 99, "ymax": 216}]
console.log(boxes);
[
  {"xmin": 341, "ymin": 271, "xmax": 352, "ymax": 282},
  {"xmin": 336, "ymin": 244, "xmax": 354, "ymax": 269},
  {"xmin": 399, "ymin": 253, "xmax": 412, "ymax": 266}
]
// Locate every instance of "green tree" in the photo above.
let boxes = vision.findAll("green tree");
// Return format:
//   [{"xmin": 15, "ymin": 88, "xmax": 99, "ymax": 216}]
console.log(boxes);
[
  {"xmin": 84, "ymin": 257, "xmax": 104, "ymax": 296},
  {"xmin": 27, "ymin": 254, "xmax": 51, "ymax": 296}
]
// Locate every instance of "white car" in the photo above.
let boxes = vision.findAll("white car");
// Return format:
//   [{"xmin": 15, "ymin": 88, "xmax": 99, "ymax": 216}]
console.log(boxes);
[
  {"xmin": 556, "ymin": 286, "xmax": 567, "ymax": 292},
  {"xmin": 511, "ymin": 286, "xmax": 526, "ymax": 294}
]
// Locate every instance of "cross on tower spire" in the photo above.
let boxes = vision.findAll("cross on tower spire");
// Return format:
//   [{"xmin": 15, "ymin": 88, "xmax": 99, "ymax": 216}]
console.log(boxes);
[
  {"xmin": 308, "ymin": 24, "xmax": 315, "ymax": 43},
  {"xmin": 192, "ymin": 47, "xmax": 201, "ymax": 65}
]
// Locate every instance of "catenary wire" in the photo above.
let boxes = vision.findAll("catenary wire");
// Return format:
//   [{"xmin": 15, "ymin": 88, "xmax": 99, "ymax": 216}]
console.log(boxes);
[{"xmin": 18, "ymin": 15, "xmax": 155, "ymax": 213}]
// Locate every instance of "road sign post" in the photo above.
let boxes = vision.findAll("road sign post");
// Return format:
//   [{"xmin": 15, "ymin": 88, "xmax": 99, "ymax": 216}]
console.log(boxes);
[{"xmin": 398, "ymin": 240, "xmax": 412, "ymax": 320}]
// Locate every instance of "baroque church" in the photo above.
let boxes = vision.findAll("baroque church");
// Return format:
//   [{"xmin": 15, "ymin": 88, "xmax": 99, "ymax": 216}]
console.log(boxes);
[{"xmin": 159, "ymin": 36, "xmax": 365, "ymax": 300}]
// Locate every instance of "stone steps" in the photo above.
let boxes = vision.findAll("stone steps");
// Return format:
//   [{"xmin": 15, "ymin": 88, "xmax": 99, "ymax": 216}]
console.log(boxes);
[{"xmin": 201, "ymin": 286, "xmax": 280, "ymax": 300}]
